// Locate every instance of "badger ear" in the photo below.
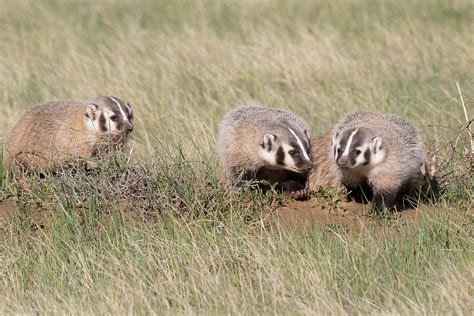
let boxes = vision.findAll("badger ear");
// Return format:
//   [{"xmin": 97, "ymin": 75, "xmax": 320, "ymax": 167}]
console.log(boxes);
[
  {"xmin": 86, "ymin": 103, "xmax": 99, "ymax": 120},
  {"xmin": 331, "ymin": 132, "xmax": 339, "ymax": 146},
  {"xmin": 372, "ymin": 137, "xmax": 383, "ymax": 154},
  {"xmin": 426, "ymin": 152, "xmax": 437, "ymax": 177},
  {"xmin": 262, "ymin": 134, "xmax": 276, "ymax": 152},
  {"xmin": 420, "ymin": 161, "xmax": 427, "ymax": 176},
  {"xmin": 304, "ymin": 129, "xmax": 310, "ymax": 140}
]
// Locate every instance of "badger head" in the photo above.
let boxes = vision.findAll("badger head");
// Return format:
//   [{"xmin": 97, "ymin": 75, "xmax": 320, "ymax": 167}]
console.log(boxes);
[
  {"xmin": 331, "ymin": 127, "xmax": 386, "ymax": 170},
  {"xmin": 85, "ymin": 96, "xmax": 134, "ymax": 142},
  {"xmin": 259, "ymin": 126, "xmax": 313, "ymax": 173}
]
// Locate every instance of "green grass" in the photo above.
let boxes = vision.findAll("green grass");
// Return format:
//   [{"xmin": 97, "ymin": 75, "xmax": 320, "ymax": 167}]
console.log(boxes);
[{"xmin": 0, "ymin": 0, "xmax": 473, "ymax": 314}]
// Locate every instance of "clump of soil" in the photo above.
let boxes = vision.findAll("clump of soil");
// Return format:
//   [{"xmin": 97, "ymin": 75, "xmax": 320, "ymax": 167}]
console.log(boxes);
[{"xmin": 273, "ymin": 196, "xmax": 430, "ymax": 233}]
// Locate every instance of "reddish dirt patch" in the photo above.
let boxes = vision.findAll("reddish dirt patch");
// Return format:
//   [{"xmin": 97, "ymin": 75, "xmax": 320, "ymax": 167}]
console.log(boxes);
[{"xmin": 273, "ymin": 197, "xmax": 425, "ymax": 232}]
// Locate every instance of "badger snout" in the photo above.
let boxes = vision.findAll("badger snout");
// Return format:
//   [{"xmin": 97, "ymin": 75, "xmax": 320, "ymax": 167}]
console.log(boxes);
[
  {"xmin": 125, "ymin": 122, "xmax": 134, "ymax": 133},
  {"xmin": 337, "ymin": 156, "xmax": 350, "ymax": 168},
  {"xmin": 304, "ymin": 160, "xmax": 314, "ymax": 171},
  {"xmin": 296, "ymin": 160, "xmax": 314, "ymax": 172}
]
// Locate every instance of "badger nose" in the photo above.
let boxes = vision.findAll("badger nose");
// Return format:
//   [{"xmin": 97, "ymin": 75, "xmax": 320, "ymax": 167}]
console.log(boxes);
[
  {"xmin": 337, "ymin": 156, "xmax": 349, "ymax": 167},
  {"xmin": 305, "ymin": 161, "xmax": 314, "ymax": 170},
  {"xmin": 126, "ymin": 125, "xmax": 134, "ymax": 133}
]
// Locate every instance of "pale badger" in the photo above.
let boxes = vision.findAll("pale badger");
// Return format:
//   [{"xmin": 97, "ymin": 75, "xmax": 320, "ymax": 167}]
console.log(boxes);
[
  {"xmin": 3, "ymin": 96, "xmax": 134, "ymax": 173},
  {"xmin": 329, "ymin": 111, "xmax": 431, "ymax": 209},
  {"xmin": 217, "ymin": 104, "xmax": 313, "ymax": 193},
  {"xmin": 308, "ymin": 132, "xmax": 438, "ymax": 201}
]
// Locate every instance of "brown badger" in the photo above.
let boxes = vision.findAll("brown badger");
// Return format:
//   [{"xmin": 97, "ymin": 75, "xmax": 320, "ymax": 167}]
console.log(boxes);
[
  {"xmin": 3, "ymin": 96, "xmax": 134, "ymax": 173},
  {"xmin": 217, "ymin": 103, "xmax": 313, "ymax": 193}
]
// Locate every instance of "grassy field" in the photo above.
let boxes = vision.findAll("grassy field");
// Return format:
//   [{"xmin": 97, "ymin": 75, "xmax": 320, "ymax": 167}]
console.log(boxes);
[{"xmin": 0, "ymin": 0, "xmax": 473, "ymax": 314}]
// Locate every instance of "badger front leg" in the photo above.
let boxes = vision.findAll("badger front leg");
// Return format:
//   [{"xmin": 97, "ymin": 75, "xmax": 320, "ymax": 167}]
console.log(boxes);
[
  {"xmin": 369, "ymin": 175, "xmax": 402, "ymax": 211},
  {"xmin": 371, "ymin": 189, "xmax": 399, "ymax": 211}
]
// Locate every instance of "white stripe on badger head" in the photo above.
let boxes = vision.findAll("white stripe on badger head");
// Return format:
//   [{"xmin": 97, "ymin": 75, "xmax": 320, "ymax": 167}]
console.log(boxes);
[
  {"xmin": 288, "ymin": 127, "xmax": 310, "ymax": 161},
  {"xmin": 342, "ymin": 128, "xmax": 359, "ymax": 157},
  {"xmin": 109, "ymin": 96, "xmax": 129, "ymax": 123},
  {"xmin": 124, "ymin": 103, "xmax": 132, "ymax": 119}
]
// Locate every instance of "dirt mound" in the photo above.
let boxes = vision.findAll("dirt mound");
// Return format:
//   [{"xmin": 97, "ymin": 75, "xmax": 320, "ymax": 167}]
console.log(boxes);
[{"xmin": 273, "ymin": 197, "xmax": 426, "ymax": 232}]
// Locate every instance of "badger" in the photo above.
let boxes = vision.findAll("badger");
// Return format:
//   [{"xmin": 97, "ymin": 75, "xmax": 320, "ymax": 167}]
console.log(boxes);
[
  {"xmin": 329, "ymin": 111, "xmax": 430, "ymax": 209},
  {"xmin": 217, "ymin": 104, "xmax": 313, "ymax": 193},
  {"xmin": 3, "ymin": 96, "xmax": 134, "ymax": 173},
  {"xmin": 307, "ymin": 132, "xmax": 344, "ymax": 192},
  {"xmin": 308, "ymin": 131, "xmax": 438, "ymax": 204}
]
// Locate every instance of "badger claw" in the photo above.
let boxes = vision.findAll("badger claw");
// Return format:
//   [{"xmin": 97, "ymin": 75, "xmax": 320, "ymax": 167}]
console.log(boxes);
[{"xmin": 289, "ymin": 188, "xmax": 310, "ymax": 201}]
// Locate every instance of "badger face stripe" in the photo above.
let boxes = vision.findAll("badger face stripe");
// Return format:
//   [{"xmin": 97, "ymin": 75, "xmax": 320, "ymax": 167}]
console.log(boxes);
[
  {"xmin": 331, "ymin": 134, "xmax": 340, "ymax": 159},
  {"xmin": 342, "ymin": 128, "xmax": 359, "ymax": 157},
  {"xmin": 109, "ymin": 96, "xmax": 130, "ymax": 123},
  {"xmin": 363, "ymin": 148, "xmax": 371, "ymax": 165},
  {"xmin": 287, "ymin": 127, "xmax": 310, "ymax": 161},
  {"xmin": 333, "ymin": 142, "xmax": 340, "ymax": 159},
  {"xmin": 99, "ymin": 112, "xmax": 108, "ymax": 132},
  {"xmin": 126, "ymin": 102, "xmax": 133, "ymax": 121},
  {"xmin": 276, "ymin": 146, "xmax": 285, "ymax": 165}
]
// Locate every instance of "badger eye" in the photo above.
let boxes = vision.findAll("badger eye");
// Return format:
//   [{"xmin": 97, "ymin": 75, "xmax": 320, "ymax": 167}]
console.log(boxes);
[
  {"xmin": 337, "ymin": 148, "xmax": 342, "ymax": 154},
  {"xmin": 288, "ymin": 150, "xmax": 297, "ymax": 156},
  {"xmin": 110, "ymin": 115, "xmax": 118, "ymax": 121},
  {"xmin": 354, "ymin": 149, "xmax": 361, "ymax": 155}
]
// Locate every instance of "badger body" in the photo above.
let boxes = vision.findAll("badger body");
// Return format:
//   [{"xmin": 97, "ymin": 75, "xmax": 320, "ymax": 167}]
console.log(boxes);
[
  {"xmin": 217, "ymin": 104, "xmax": 313, "ymax": 192},
  {"xmin": 307, "ymin": 132, "xmax": 344, "ymax": 192},
  {"xmin": 4, "ymin": 96, "xmax": 134, "ymax": 173},
  {"xmin": 329, "ymin": 111, "xmax": 430, "ymax": 209}
]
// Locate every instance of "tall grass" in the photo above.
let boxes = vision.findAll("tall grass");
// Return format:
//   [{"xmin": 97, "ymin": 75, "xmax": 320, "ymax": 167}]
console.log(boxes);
[{"xmin": 0, "ymin": 0, "xmax": 473, "ymax": 313}]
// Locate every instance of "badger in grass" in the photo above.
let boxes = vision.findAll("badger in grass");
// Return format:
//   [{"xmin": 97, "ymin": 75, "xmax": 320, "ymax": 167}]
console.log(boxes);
[
  {"xmin": 325, "ymin": 111, "xmax": 437, "ymax": 210},
  {"xmin": 3, "ymin": 96, "xmax": 134, "ymax": 174},
  {"xmin": 308, "ymin": 132, "xmax": 438, "ymax": 195},
  {"xmin": 217, "ymin": 104, "xmax": 314, "ymax": 195}
]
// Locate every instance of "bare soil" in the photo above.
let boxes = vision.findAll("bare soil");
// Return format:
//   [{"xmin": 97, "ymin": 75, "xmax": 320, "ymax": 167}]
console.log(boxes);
[
  {"xmin": 0, "ymin": 192, "xmax": 451, "ymax": 233},
  {"xmin": 273, "ymin": 197, "xmax": 426, "ymax": 232}
]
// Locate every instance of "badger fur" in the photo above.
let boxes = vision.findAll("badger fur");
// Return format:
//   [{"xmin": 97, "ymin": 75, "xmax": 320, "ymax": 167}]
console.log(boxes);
[{"xmin": 217, "ymin": 104, "xmax": 313, "ymax": 193}]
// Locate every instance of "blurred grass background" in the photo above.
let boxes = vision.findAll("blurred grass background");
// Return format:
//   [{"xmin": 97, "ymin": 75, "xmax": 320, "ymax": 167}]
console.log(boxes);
[
  {"xmin": 1, "ymin": 0, "xmax": 472, "ymax": 155},
  {"xmin": 0, "ymin": 0, "xmax": 472, "ymax": 314}
]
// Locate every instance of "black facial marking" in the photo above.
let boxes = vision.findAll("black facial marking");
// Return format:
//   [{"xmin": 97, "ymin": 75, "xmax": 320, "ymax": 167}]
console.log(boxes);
[
  {"xmin": 336, "ymin": 134, "xmax": 349, "ymax": 160},
  {"xmin": 363, "ymin": 148, "xmax": 371, "ymax": 165},
  {"xmin": 289, "ymin": 142, "xmax": 299, "ymax": 153},
  {"xmin": 264, "ymin": 137, "xmax": 272, "ymax": 151},
  {"xmin": 276, "ymin": 146, "xmax": 285, "ymax": 165},
  {"xmin": 99, "ymin": 113, "xmax": 108, "ymax": 132},
  {"xmin": 125, "ymin": 103, "xmax": 132, "ymax": 118},
  {"xmin": 352, "ymin": 138, "xmax": 363, "ymax": 150}
]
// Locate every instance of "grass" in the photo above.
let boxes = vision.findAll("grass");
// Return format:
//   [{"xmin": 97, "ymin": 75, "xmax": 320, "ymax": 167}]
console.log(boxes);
[{"xmin": 0, "ymin": 0, "xmax": 473, "ymax": 314}]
